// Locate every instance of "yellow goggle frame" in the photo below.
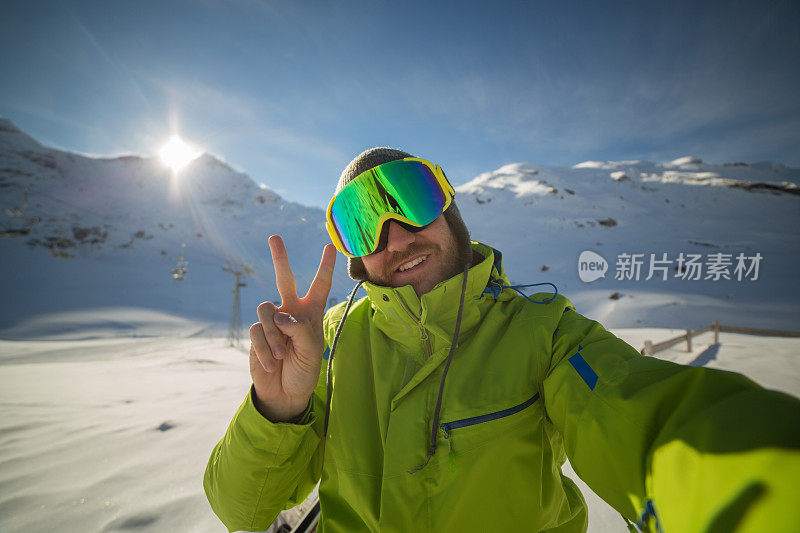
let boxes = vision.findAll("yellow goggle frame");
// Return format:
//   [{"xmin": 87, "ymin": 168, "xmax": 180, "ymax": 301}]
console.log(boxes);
[{"xmin": 325, "ymin": 157, "xmax": 455, "ymax": 258}]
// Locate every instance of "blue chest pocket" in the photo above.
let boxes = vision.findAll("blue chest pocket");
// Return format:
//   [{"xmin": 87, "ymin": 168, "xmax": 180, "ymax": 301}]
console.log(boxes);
[{"xmin": 440, "ymin": 393, "xmax": 540, "ymax": 439}]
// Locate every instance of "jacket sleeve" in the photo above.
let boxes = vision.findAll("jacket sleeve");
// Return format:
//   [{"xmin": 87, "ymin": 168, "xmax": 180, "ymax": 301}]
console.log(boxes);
[
  {"xmin": 541, "ymin": 296, "xmax": 800, "ymax": 533},
  {"xmin": 203, "ymin": 325, "xmax": 334, "ymax": 532}
]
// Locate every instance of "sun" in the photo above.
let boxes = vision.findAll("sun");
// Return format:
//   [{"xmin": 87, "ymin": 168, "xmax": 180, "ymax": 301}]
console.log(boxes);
[{"xmin": 159, "ymin": 135, "xmax": 200, "ymax": 172}]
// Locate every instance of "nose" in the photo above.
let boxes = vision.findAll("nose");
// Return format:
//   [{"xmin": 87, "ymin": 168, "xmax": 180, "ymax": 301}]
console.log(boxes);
[{"xmin": 384, "ymin": 220, "xmax": 415, "ymax": 253}]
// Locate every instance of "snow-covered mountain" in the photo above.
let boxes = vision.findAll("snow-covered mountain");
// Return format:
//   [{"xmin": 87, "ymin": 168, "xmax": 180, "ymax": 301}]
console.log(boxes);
[
  {"xmin": 0, "ymin": 118, "xmax": 353, "ymax": 336},
  {"xmin": 456, "ymin": 159, "xmax": 800, "ymax": 330},
  {"xmin": 1, "ymin": 118, "xmax": 799, "ymax": 336}
]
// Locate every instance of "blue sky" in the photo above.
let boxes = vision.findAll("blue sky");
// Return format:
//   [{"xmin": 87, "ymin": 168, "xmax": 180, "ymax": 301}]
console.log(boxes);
[{"xmin": 2, "ymin": 0, "xmax": 798, "ymax": 208}]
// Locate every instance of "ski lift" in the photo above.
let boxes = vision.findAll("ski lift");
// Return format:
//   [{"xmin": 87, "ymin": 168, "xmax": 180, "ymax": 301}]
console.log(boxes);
[
  {"xmin": 223, "ymin": 259, "xmax": 255, "ymax": 347},
  {"xmin": 172, "ymin": 244, "xmax": 188, "ymax": 281},
  {"xmin": 171, "ymin": 265, "xmax": 187, "ymax": 280}
]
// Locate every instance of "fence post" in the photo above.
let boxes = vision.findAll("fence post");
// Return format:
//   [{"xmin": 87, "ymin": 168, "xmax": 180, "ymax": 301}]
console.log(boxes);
[
  {"xmin": 713, "ymin": 321, "xmax": 719, "ymax": 344},
  {"xmin": 643, "ymin": 340, "xmax": 653, "ymax": 356},
  {"xmin": 686, "ymin": 329, "xmax": 692, "ymax": 352}
]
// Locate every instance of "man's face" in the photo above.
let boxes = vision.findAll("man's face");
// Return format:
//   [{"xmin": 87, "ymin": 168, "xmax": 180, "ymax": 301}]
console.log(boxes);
[{"xmin": 361, "ymin": 214, "xmax": 462, "ymax": 297}]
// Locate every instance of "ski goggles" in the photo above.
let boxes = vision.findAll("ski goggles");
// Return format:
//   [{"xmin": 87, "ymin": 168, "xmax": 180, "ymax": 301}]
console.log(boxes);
[{"xmin": 326, "ymin": 157, "xmax": 455, "ymax": 258}]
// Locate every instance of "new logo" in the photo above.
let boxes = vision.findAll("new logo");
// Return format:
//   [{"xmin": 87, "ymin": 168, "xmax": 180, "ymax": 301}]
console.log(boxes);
[{"xmin": 578, "ymin": 251, "xmax": 608, "ymax": 282}]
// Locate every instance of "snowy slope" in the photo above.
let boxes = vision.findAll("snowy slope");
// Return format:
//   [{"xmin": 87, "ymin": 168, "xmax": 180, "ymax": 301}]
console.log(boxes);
[
  {"xmin": 0, "ymin": 326, "xmax": 796, "ymax": 532},
  {"xmin": 2, "ymin": 118, "xmax": 799, "ymax": 337}
]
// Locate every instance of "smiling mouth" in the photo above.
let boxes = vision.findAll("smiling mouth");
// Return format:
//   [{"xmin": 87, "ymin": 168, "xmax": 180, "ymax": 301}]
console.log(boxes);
[{"xmin": 396, "ymin": 255, "xmax": 428, "ymax": 272}]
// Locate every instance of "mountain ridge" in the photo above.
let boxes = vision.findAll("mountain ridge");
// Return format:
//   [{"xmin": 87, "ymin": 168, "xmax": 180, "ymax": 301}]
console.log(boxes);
[{"xmin": 1, "ymin": 119, "xmax": 798, "ymax": 335}]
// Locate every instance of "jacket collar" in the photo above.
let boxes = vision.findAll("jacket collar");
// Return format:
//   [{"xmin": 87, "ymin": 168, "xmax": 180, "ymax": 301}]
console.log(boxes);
[{"xmin": 362, "ymin": 242, "xmax": 511, "ymax": 345}]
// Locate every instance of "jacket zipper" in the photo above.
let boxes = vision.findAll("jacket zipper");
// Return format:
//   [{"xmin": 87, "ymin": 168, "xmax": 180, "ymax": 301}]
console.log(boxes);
[
  {"xmin": 419, "ymin": 326, "xmax": 432, "ymax": 359},
  {"xmin": 397, "ymin": 297, "xmax": 433, "ymax": 360},
  {"xmin": 440, "ymin": 392, "xmax": 540, "ymax": 439}
]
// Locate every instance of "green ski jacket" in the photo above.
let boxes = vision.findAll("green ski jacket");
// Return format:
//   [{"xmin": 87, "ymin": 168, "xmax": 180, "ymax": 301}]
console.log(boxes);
[{"xmin": 205, "ymin": 242, "xmax": 800, "ymax": 532}]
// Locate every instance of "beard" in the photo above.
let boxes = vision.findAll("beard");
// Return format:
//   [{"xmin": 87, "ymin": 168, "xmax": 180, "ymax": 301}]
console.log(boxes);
[{"xmin": 367, "ymin": 238, "xmax": 464, "ymax": 293}]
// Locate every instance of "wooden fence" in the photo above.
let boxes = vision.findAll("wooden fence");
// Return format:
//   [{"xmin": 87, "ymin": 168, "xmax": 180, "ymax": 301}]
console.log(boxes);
[{"xmin": 641, "ymin": 321, "xmax": 800, "ymax": 356}]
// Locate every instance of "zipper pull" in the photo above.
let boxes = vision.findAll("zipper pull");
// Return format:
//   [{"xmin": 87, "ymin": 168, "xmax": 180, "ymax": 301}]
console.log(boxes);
[
  {"xmin": 447, "ymin": 436, "xmax": 456, "ymax": 472},
  {"xmin": 419, "ymin": 326, "xmax": 428, "ymax": 342},
  {"xmin": 441, "ymin": 426, "xmax": 457, "ymax": 472}
]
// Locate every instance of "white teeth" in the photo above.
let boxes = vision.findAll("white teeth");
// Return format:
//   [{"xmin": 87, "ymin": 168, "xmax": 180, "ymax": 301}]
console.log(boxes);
[{"xmin": 398, "ymin": 256, "xmax": 426, "ymax": 272}]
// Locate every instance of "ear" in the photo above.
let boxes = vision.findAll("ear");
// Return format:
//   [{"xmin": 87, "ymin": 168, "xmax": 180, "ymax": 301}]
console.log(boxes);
[{"xmin": 444, "ymin": 202, "xmax": 473, "ymax": 267}]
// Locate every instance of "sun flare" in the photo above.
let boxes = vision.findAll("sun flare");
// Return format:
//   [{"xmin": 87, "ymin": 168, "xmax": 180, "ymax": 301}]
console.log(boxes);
[{"xmin": 159, "ymin": 135, "xmax": 200, "ymax": 172}]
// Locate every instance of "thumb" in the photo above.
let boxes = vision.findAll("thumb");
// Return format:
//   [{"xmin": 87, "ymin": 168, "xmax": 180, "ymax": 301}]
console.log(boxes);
[{"xmin": 273, "ymin": 312, "xmax": 321, "ymax": 359}]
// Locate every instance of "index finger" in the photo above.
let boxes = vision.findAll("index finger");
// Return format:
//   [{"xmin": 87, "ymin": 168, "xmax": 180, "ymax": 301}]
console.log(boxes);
[
  {"xmin": 268, "ymin": 235, "xmax": 298, "ymax": 306},
  {"xmin": 305, "ymin": 244, "xmax": 337, "ymax": 306}
]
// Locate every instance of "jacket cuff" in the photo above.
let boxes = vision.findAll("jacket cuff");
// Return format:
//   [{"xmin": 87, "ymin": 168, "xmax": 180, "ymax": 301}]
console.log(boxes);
[{"xmin": 247, "ymin": 386, "xmax": 315, "ymax": 426}]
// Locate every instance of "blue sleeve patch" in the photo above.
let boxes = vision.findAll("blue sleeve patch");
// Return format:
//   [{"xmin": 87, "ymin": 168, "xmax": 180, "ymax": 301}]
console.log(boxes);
[
  {"xmin": 322, "ymin": 346, "xmax": 330, "ymax": 361},
  {"xmin": 568, "ymin": 349, "xmax": 598, "ymax": 390}
]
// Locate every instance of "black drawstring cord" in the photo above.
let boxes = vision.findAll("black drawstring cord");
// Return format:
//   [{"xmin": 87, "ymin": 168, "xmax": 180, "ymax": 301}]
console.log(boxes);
[
  {"xmin": 409, "ymin": 265, "xmax": 470, "ymax": 474},
  {"xmin": 323, "ymin": 281, "xmax": 364, "ymax": 439}
]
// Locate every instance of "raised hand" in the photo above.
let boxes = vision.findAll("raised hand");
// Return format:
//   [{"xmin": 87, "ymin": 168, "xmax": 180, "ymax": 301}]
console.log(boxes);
[{"xmin": 249, "ymin": 235, "xmax": 336, "ymax": 422}]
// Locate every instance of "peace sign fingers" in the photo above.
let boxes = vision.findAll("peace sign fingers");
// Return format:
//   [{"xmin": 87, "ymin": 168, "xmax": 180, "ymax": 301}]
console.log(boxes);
[
  {"xmin": 268, "ymin": 235, "xmax": 299, "ymax": 308},
  {"xmin": 252, "ymin": 235, "xmax": 336, "ymax": 423},
  {"xmin": 305, "ymin": 244, "xmax": 337, "ymax": 310}
]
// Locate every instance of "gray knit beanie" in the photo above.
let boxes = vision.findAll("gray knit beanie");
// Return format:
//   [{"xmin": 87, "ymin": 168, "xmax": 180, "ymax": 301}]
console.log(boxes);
[{"xmin": 335, "ymin": 147, "xmax": 472, "ymax": 281}]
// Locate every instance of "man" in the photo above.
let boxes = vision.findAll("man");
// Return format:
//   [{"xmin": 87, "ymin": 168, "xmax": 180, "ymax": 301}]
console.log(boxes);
[{"xmin": 205, "ymin": 148, "xmax": 800, "ymax": 532}]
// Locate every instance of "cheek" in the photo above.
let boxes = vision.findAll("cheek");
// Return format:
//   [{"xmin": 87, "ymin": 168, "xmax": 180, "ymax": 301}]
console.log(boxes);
[{"xmin": 360, "ymin": 254, "xmax": 383, "ymax": 277}]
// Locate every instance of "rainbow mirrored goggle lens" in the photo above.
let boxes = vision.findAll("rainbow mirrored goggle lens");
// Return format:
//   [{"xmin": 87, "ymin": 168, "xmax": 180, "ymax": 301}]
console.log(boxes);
[{"xmin": 326, "ymin": 158, "xmax": 454, "ymax": 257}]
